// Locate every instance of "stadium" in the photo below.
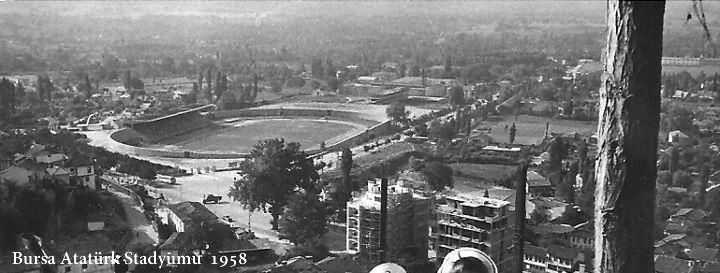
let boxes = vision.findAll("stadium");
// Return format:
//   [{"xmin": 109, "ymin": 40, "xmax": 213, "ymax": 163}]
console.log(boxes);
[{"xmin": 108, "ymin": 103, "xmax": 395, "ymax": 159}]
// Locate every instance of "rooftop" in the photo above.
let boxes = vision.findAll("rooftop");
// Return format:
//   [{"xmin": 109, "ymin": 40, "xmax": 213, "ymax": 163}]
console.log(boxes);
[
  {"xmin": 533, "ymin": 223, "xmax": 576, "ymax": 235},
  {"xmin": 445, "ymin": 192, "xmax": 510, "ymax": 209},
  {"xmin": 689, "ymin": 247, "xmax": 719, "ymax": 263},
  {"xmin": 527, "ymin": 171, "xmax": 551, "ymax": 187},
  {"xmin": 655, "ymin": 255, "xmax": 695, "ymax": 273},
  {"xmin": 524, "ymin": 243, "xmax": 548, "ymax": 258},
  {"xmin": 547, "ymin": 244, "xmax": 576, "ymax": 261},
  {"xmin": 167, "ymin": 201, "xmax": 218, "ymax": 224}
]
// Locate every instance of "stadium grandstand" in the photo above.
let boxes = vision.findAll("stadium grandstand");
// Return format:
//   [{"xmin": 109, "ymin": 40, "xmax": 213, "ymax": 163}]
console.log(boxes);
[{"xmin": 124, "ymin": 105, "xmax": 213, "ymax": 143}]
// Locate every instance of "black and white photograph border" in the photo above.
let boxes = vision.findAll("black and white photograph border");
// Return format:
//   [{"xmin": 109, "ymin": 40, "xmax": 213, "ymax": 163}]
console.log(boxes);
[{"xmin": 0, "ymin": 1, "xmax": 719, "ymax": 273}]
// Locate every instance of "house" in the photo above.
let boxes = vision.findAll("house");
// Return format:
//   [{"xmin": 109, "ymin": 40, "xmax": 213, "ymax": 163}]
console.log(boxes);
[
  {"xmin": 370, "ymin": 71, "xmax": 398, "ymax": 82},
  {"xmin": 387, "ymin": 77, "xmax": 457, "ymax": 97},
  {"xmin": 527, "ymin": 197, "xmax": 568, "ymax": 222},
  {"xmin": 357, "ymin": 76, "xmax": 378, "ymax": 83},
  {"xmin": 65, "ymin": 157, "xmax": 97, "ymax": 189},
  {"xmin": 668, "ymin": 186, "xmax": 689, "ymax": 196},
  {"xmin": 673, "ymin": 90, "xmax": 691, "ymax": 99},
  {"xmin": 0, "ymin": 165, "xmax": 42, "ymax": 185},
  {"xmin": 655, "ymin": 234, "xmax": 690, "ymax": 256},
  {"xmin": 526, "ymin": 171, "xmax": 553, "ymax": 197},
  {"xmin": 567, "ymin": 224, "xmax": 594, "ymax": 250},
  {"xmin": 670, "ymin": 208, "xmax": 708, "ymax": 225},
  {"xmin": 524, "ymin": 243, "xmax": 549, "ymax": 273},
  {"xmin": 159, "ymin": 202, "xmax": 218, "ymax": 233},
  {"xmin": 669, "ymin": 130, "xmax": 690, "ymax": 144},
  {"xmin": 546, "ymin": 244, "xmax": 581, "ymax": 273},
  {"xmin": 45, "ymin": 166, "xmax": 71, "ymax": 183},
  {"xmin": 0, "ymin": 154, "xmax": 12, "ymax": 170},
  {"xmin": 34, "ymin": 153, "xmax": 67, "ymax": 166},
  {"xmin": 689, "ymin": 247, "xmax": 720, "ymax": 265},
  {"xmin": 655, "ymin": 255, "xmax": 697, "ymax": 273},
  {"xmin": 698, "ymin": 262, "xmax": 720, "ymax": 273},
  {"xmin": 568, "ymin": 59, "xmax": 603, "ymax": 80}
]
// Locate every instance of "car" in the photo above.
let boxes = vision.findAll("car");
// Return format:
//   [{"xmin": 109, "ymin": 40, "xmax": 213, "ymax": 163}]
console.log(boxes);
[{"xmin": 203, "ymin": 194, "xmax": 222, "ymax": 204}]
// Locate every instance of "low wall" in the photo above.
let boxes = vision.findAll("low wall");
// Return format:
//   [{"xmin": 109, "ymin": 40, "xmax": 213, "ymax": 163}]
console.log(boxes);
[{"xmin": 314, "ymin": 119, "xmax": 395, "ymax": 153}]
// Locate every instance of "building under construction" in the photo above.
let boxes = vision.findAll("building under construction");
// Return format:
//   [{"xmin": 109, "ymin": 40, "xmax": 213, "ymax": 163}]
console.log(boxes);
[
  {"xmin": 346, "ymin": 178, "xmax": 431, "ymax": 263},
  {"xmin": 435, "ymin": 192, "xmax": 516, "ymax": 273}
]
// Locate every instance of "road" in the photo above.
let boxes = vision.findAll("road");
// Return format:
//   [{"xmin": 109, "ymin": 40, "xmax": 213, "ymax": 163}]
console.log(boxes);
[
  {"xmin": 108, "ymin": 186, "xmax": 159, "ymax": 247},
  {"xmin": 150, "ymin": 171, "xmax": 282, "ymax": 241}
]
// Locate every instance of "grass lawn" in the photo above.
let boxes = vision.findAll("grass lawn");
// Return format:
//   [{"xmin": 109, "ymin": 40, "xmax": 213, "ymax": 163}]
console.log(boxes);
[
  {"xmin": 322, "ymin": 228, "xmax": 347, "ymax": 251},
  {"xmin": 451, "ymin": 163, "xmax": 518, "ymax": 181},
  {"xmin": 484, "ymin": 115, "xmax": 597, "ymax": 145},
  {"xmin": 450, "ymin": 163, "xmax": 517, "ymax": 190},
  {"xmin": 167, "ymin": 119, "xmax": 358, "ymax": 153},
  {"xmin": 353, "ymin": 142, "xmax": 415, "ymax": 167}
]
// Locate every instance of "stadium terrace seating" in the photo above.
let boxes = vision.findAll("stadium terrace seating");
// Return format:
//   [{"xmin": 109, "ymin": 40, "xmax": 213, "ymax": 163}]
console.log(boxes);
[{"xmin": 130, "ymin": 111, "xmax": 211, "ymax": 143}]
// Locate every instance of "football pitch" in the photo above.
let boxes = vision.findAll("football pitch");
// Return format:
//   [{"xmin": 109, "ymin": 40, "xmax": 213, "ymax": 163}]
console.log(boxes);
[{"xmin": 163, "ymin": 118, "xmax": 363, "ymax": 153}]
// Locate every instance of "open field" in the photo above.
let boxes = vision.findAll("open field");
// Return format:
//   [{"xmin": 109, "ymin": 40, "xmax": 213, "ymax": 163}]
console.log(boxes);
[
  {"xmin": 451, "ymin": 163, "xmax": 517, "ymax": 191},
  {"xmin": 154, "ymin": 118, "xmax": 362, "ymax": 153},
  {"xmin": 484, "ymin": 115, "xmax": 597, "ymax": 145}
]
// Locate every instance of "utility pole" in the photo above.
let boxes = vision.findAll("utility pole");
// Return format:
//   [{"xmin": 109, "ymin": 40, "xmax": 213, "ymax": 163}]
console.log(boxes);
[
  {"xmin": 514, "ymin": 160, "xmax": 528, "ymax": 273},
  {"xmin": 595, "ymin": 2, "xmax": 664, "ymax": 273}
]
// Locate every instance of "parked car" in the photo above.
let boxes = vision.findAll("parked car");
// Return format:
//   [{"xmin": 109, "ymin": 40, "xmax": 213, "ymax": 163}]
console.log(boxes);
[{"xmin": 203, "ymin": 194, "xmax": 222, "ymax": 204}]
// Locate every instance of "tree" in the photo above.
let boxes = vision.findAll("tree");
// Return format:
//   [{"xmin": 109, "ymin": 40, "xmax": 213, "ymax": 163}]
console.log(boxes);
[
  {"xmin": 36, "ymin": 74, "xmax": 53, "ymax": 102},
  {"xmin": 669, "ymin": 147, "xmax": 680, "ymax": 172},
  {"xmin": 311, "ymin": 58, "xmax": 323, "ymax": 79},
  {"xmin": 548, "ymin": 136, "xmax": 565, "ymax": 173},
  {"xmin": 228, "ymin": 139, "xmax": 319, "ymax": 230},
  {"xmin": 508, "ymin": 123, "xmax": 517, "ymax": 144},
  {"xmin": 214, "ymin": 71, "xmax": 227, "ymax": 101},
  {"xmin": 594, "ymin": 2, "xmax": 664, "ymax": 273},
  {"xmin": 672, "ymin": 170, "xmax": 693, "ymax": 189},
  {"xmin": 82, "ymin": 74, "xmax": 93, "ymax": 99},
  {"xmin": 14, "ymin": 82, "xmax": 25, "ymax": 107},
  {"xmin": 183, "ymin": 83, "xmax": 199, "ymax": 104},
  {"xmin": 385, "ymin": 102, "xmax": 408, "ymax": 123},
  {"xmin": 448, "ymin": 86, "xmax": 465, "ymax": 107},
  {"xmin": 556, "ymin": 173, "xmax": 576, "ymax": 203},
  {"xmin": 325, "ymin": 58, "xmax": 335, "ymax": 78},
  {"xmin": 421, "ymin": 161, "xmax": 454, "ymax": 191},
  {"xmin": 270, "ymin": 80, "xmax": 283, "ymax": 93},
  {"xmin": 558, "ymin": 207, "xmax": 587, "ymax": 226},
  {"xmin": 667, "ymin": 105, "xmax": 695, "ymax": 133},
  {"xmin": 429, "ymin": 119, "xmax": 455, "ymax": 141},
  {"xmin": 310, "ymin": 80, "xmax": 321, "ymax": 90},
  {"xmin": 0, "ymin": 78, "xmax": 15, "ymax": 114},
  {"xmin": 444, "ymin": 55, "xmax": 453, "ymax": 78},
  {"xmin": 123, "ymin": 70, "xmax": 132, "ymax": 92},
  {"xmin": 281, "ymin": 237, "xmax": 329, "ymax": 261},
  {"xmin": 530, "ymin": 208, "xmax": 550, "ymax": 225},
  {"xmin": 341, "ymin": 147, "xmax": 353, "ymax": 192},
  {"xmin": 328, "ymin": 78, "xmax": 341, "ymax": 92},
  {"xmin": 217, "ymin": 92, "xmax": 237, "ymax": 110},
  {"xmin": 279, "ymin": 190, "xmax": 327, "ymax": 244}
]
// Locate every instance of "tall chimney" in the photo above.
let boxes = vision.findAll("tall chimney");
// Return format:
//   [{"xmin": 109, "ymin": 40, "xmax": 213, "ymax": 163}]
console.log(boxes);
[
  {"xmin": 514, "ymin": 161, "xmax": 528, "ymax": 273},
  {"xmin": 380, "ymin": 177, "xmax": 388, "ymax": 263}
]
